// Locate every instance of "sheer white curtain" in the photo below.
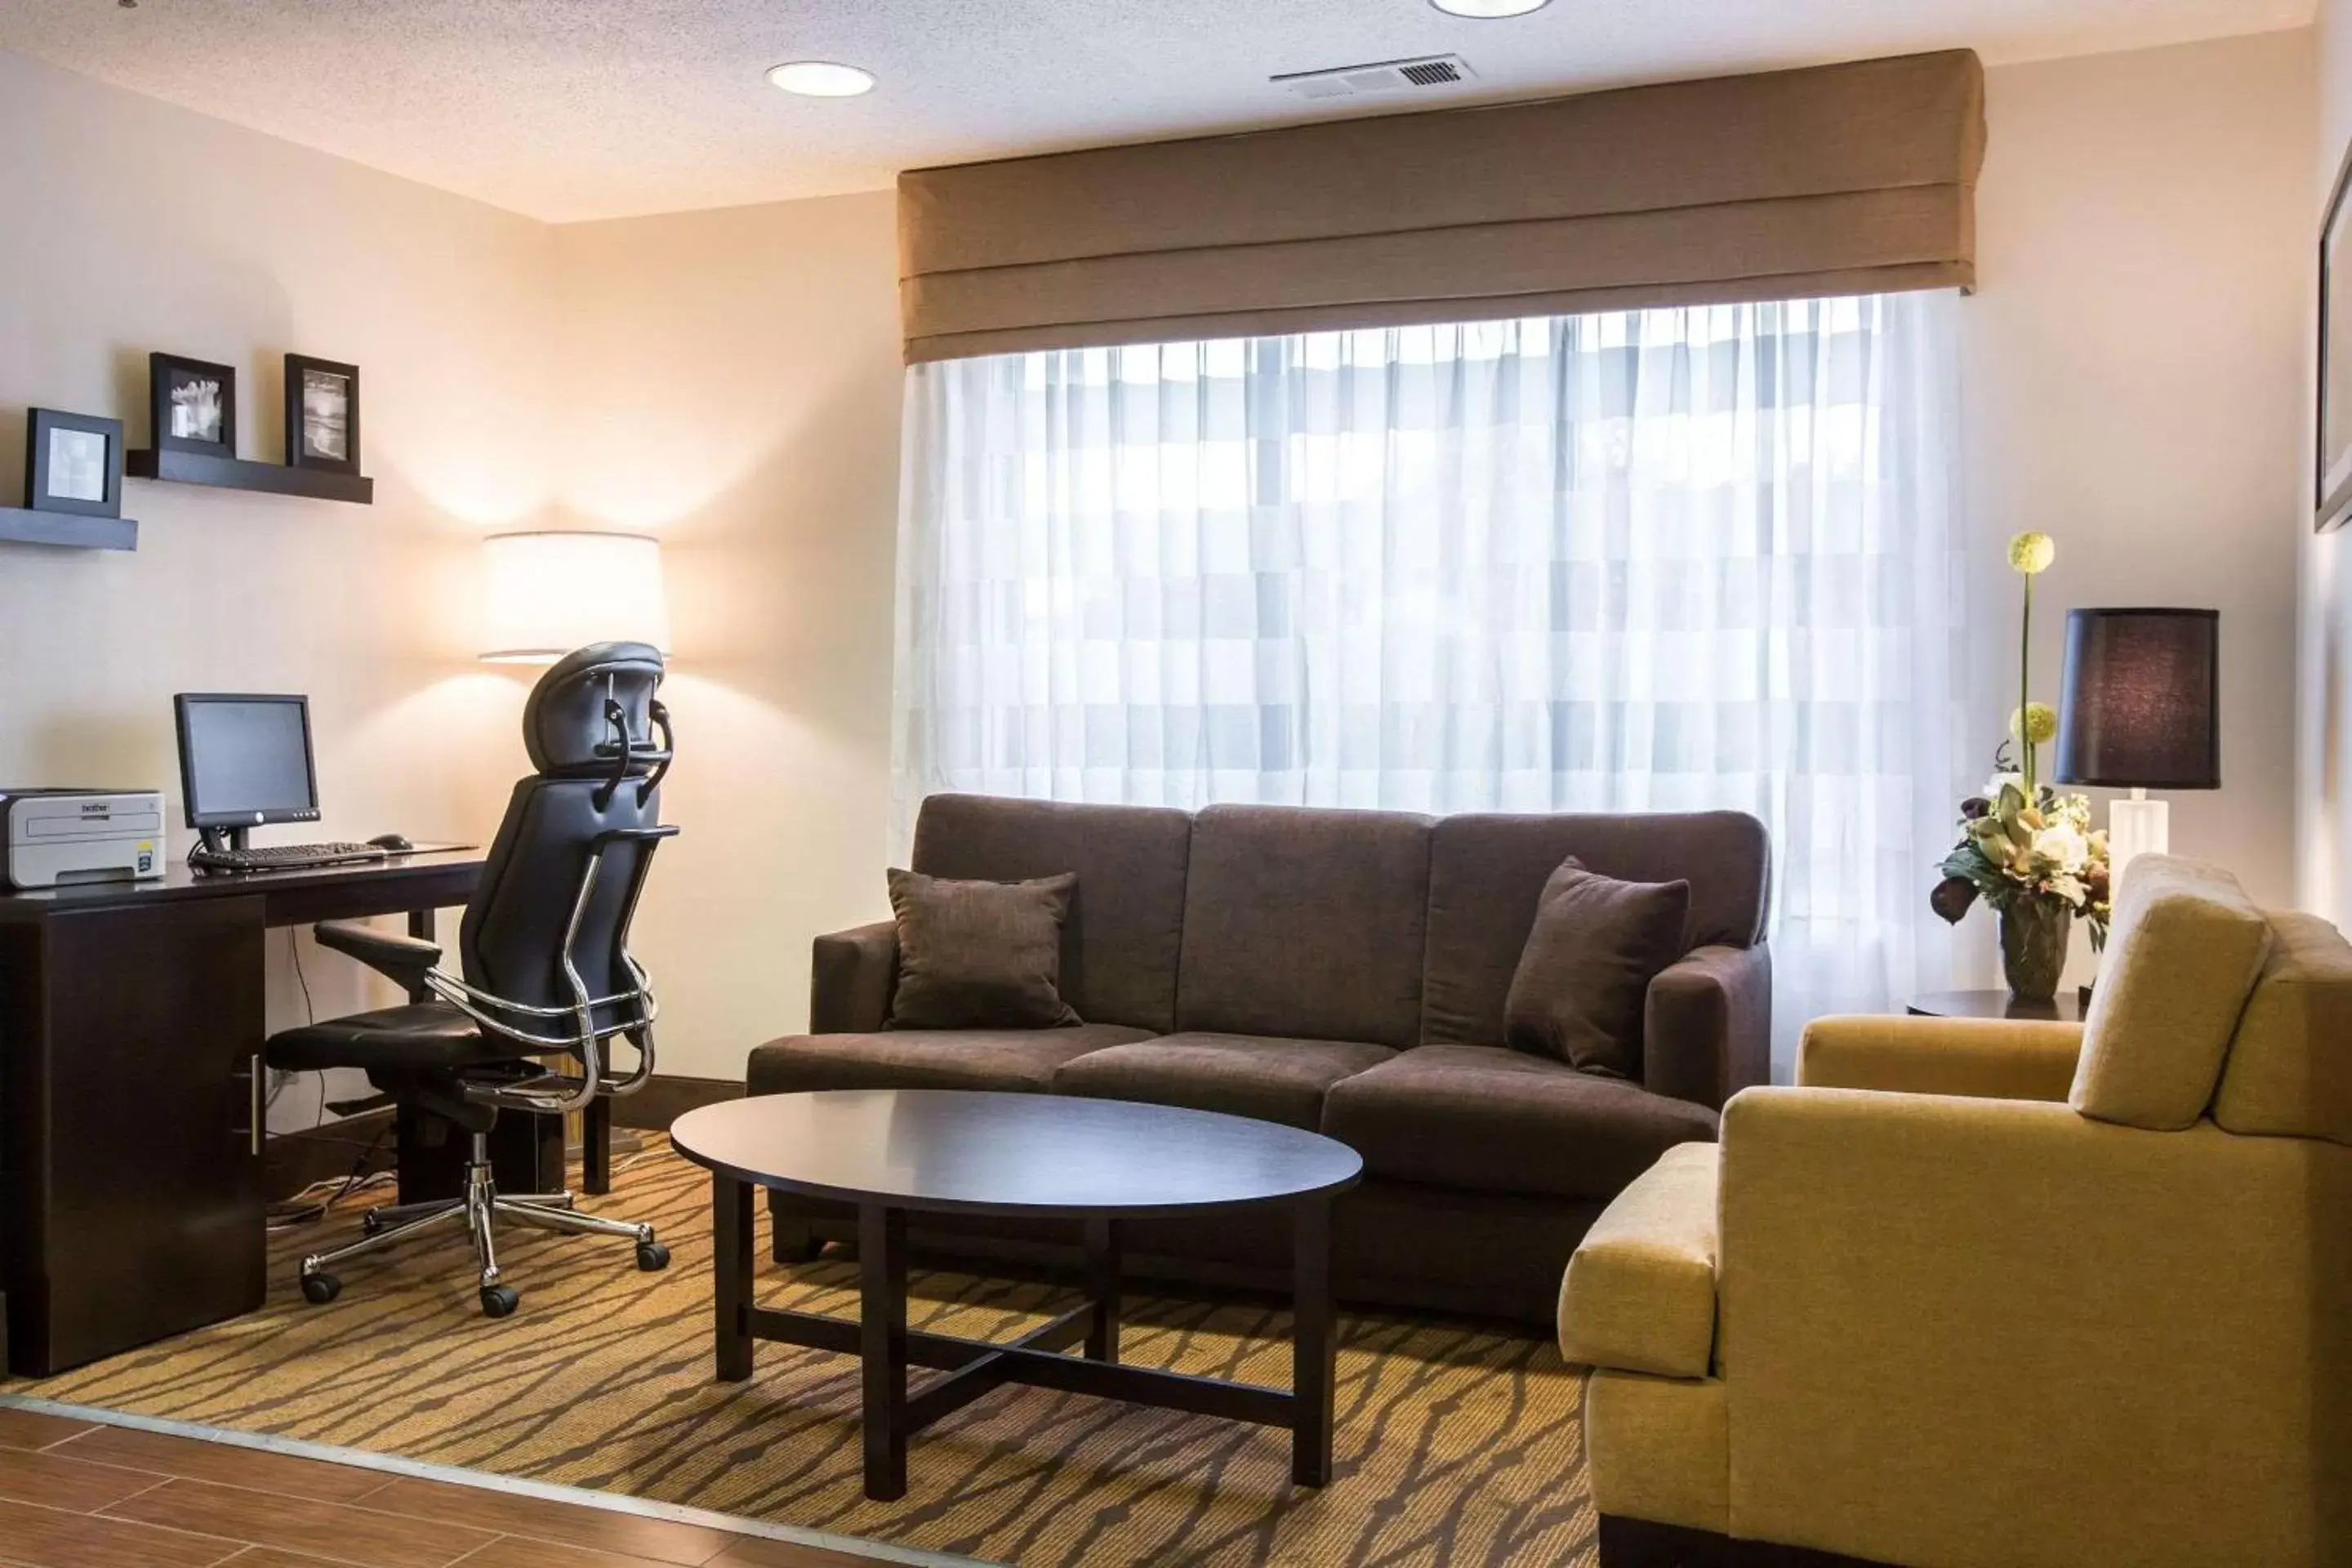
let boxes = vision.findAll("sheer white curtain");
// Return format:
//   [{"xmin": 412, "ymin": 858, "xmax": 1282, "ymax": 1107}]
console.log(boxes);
[{"xmin": 894, "ymin": 293, "xmax": 1967, "ymax": 1066}]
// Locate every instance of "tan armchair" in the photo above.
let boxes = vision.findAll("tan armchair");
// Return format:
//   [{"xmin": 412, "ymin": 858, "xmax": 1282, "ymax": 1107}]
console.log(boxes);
[{"xmin": 1558, "ymin": 857, "xmax": 2352, "ymax": 1568}]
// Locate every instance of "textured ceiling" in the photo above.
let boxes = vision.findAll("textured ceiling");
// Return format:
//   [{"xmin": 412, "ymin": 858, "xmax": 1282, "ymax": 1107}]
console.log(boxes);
[{"xmin": 0, "ymin": 0, "xmax": 2314, "ymax": 223}]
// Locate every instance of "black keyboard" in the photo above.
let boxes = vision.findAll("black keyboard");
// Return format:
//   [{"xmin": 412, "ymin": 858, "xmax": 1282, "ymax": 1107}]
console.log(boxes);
[{"xmin": 190, "ymin": 841, "xmax": 388, "ymax": 873}]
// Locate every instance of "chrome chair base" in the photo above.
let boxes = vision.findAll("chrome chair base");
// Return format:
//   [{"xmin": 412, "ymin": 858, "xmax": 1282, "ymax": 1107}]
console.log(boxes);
[{"xmin": 297, "ymin": 1131, "xmax": 667, "ymax": 1316}]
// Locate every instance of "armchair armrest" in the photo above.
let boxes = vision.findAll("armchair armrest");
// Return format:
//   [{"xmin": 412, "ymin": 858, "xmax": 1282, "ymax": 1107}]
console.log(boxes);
[
  {"xmin": 1644, "ymin": 943, "xmax": 1771, "ymax": 1110},
  {"xmin": 1717, "ymin": 1087, "xmax": 2352, "ymax": 1566},
  {"xmin": 1559, "ymin": 1141, "xmax": 1720, "ymax": 1378},
  {"xmin": 809, "ymin": 920, "xmax": 898, "ymax": 1034},
  {"xmin": 1797, "ymin": 1013, "xmax": 2081, "ymax": 1101},
  {"xmin": 313, "ymin": 920, "xmax": 442, "ymax": 991}
]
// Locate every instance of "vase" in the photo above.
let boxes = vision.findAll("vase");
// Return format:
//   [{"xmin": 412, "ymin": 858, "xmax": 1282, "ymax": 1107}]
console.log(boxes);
[{"xmin": 1999, "ymin": 896, "xmax": 2072, "ymax": 1004}]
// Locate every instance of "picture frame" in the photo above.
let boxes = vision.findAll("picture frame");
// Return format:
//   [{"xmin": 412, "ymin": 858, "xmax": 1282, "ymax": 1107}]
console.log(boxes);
[
  {"xmin": 284, "ymin": 354, "xmax": 361, "ymax": 475},
  {"xmin": 24, "ymin": 408, "xmax": 125, "ymax": 519},
  {"xmin": 149, "ymin": 351, "xmax": 238, "ymax": 458},
  {"xmin": 2319, "ymin": 136, "xmax": 2352, "ymax": 532}
]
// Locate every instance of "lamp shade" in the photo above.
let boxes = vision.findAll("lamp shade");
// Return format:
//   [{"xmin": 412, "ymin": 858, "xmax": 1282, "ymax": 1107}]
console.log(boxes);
[
  {"xmin": 480, "ymin": 531, "xmax": 670, "ymax": 664},
  {"xmin": 2052, "ymin": 608, "xmax": 2220, "ymax": 790}
]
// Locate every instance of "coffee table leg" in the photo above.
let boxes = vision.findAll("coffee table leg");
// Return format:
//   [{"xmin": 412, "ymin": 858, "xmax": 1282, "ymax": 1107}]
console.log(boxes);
[
  {"xmin": 713, "ymin": 1176, "xmax": 754, "ymax": 1382},
  {"xmin": 1291, "ymin": 1192, "xmax": 1336, "ymax": 1486},
  {"xmin": 859, "ymin": 1203, "xmax": 910, "ymax": 1501},
  {"xmin": 1084, "ymin": 1215, "xmax": 1121, "ymax": 1362}
]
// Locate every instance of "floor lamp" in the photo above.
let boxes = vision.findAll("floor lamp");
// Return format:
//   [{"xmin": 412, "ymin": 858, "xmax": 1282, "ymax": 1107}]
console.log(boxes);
[{"xmin": 2052, "ymin": 608, "xmax": 2221, "ymax": 902}]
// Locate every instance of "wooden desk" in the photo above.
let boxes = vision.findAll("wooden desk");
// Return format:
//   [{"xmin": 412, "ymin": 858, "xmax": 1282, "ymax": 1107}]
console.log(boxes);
[{"xmin": 0, "ymin": 849, "xmax": 546, "ymax": 1375}]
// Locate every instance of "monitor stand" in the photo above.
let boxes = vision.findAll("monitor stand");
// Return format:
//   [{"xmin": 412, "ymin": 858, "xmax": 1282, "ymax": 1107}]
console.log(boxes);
[{"xmin": 197, "ymin": 826, "xmax": 252, "ymax": 855}]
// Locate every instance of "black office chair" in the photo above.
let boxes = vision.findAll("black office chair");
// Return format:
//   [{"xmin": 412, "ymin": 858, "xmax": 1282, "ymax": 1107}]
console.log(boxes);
[{"xmin": 268, "ymin": 642, "xmax": 678, "ymax": 1317}]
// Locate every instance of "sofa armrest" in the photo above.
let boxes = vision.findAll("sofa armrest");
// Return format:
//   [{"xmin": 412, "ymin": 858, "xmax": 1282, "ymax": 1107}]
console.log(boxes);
[
  {"xmin": 1643, "ymin": 943, "xmax": 1770, "ymax": 1111},
  {"xmin": 1797, "ymin": 1014, "xmax": 2081, "ymax": 1101},
  {"xmin": 1559, "ymin": 1142, "xmax": 1720, "ymax": 1378},
  {"xmin": 808, "ymin": 920, "xmax": 897, "ymax": 1034},
  {"xmin": 1717, "ymin": 1086, "xmax": 2352, "ymax": 1566}
]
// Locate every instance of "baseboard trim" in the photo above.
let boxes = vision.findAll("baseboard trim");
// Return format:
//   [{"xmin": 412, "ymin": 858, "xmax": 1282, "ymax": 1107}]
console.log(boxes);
[
  {"xmin": 612, "ymin": 1073, "xmax": 742, "ymax": 1131},
  {"xmin": 1599, "ymin": 1516, "xmax": 1893, "ymax": 1568},
  {"xmin": 265, "ymin": 1107, "xmax": 396, "ymax": 1200}
]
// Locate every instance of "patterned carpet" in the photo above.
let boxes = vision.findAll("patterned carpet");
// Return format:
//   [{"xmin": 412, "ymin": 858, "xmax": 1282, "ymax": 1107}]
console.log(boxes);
[{"xmin": 11, "ymin": 1140, "xmax": 1596, "ymax": 1567}]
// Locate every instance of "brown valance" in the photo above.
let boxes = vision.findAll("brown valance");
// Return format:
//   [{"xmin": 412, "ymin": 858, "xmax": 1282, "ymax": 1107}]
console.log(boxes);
[{"xmin": 898, "ymin": 49, "xmax": 1984, "ymax": 363}]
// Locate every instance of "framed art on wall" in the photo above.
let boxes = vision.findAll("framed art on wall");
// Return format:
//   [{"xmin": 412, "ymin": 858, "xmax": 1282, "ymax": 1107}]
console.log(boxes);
[
  {"xmin": 149, "ymin": 352, "xmax": 238, "ymax": 458},
  {"xmin": 284, "ymin": 354, "xmax": 360, "ymax": 475},
  {"xmin": 2319, "ymin": 138, "xmax": 2352, "ymax": 532},
  {"xmin": 24, "ymin": 408, "xmax": 125, "ymax": 519}
]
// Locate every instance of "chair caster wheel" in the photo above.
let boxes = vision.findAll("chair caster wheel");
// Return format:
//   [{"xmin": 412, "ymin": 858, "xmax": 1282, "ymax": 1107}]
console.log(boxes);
[
  {"xmin": 479, "ymin": 1284, "xmax": 520, "ymax": 1318},
  {"xmin": 301, "ymin": 1272, "xmax": 341, "ymax": 1305},
  {"xmin": 360, "ymin": 1210, "xmax": 383, "ymax": 1236},
  {"xmin": 636, "ymin": 1241, "xmax": 670, "ymax": 1272}
]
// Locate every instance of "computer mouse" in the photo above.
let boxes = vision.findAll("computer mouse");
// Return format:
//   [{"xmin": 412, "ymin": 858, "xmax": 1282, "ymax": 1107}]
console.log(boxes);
[{"xmin": 367, "ymin": 833, "xmax": 416, "ymax": 853}]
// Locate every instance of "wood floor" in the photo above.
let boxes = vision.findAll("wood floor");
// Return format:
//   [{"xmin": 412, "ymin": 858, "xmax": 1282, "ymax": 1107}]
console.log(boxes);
[{"xmin": 0, "ymin": 1406, "xmax": 892, "ymax": 1568}]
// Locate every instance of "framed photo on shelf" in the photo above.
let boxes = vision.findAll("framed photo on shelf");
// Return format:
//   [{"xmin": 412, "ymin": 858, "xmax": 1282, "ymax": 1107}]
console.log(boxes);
[
  {"xmin": 285, "ymin": 354, "xmax": 360, "ymax": 475},
  {"xmin": 2319, "ymin": 137, "xmax": 2352, "ymax": 532},
  {"xmin": 149, "ymin": 352, "xmax": 238, "ymax": 458},
  {"xmin": 24, "ymin": 409, "xmax": 125, "ymax": 519}
]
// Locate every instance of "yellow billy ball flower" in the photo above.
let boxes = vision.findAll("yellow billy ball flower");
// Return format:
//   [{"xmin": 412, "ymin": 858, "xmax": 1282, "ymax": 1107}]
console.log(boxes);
[
  {"xmin": 2011, "ymin": 702, "xmax": 2058, "ymax": 746},
  {"xmin": 2008, "ymin": 531, "xmax": 2056, "ymax": 574}
]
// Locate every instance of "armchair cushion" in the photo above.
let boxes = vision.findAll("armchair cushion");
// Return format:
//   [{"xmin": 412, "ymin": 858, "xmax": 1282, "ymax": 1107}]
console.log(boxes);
[
  {"xmin": 2212, "ymin": 911, "xmax": 2352, "ymax": 1148},
  {"xmin": 1798, "ymin": 1013, "xmax": 2082, "ymax": 1101},
  {"xmin": 1558, "ymin": 1141, "xmax": 1719, "ymax": 1378},
  {"xmin": 1503, "ymin": 858, "xmax": 1691, "ymax": 1078},
  {"xmin": 2070, "ymin": 855, "xmax": 2273, "ymax": 1131},
  {"xmin": 1322, "ymin": 1043, "xmax": 1718, "ymax": 1200}
]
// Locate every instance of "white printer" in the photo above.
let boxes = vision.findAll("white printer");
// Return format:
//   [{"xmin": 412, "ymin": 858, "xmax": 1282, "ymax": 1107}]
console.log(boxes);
[{"xmin": 0, "ymin": 789, "xmax": 166, "ymax": 889}]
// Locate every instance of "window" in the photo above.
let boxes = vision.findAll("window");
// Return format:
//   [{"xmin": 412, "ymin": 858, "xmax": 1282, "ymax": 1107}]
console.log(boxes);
[{"xmin": 895, "ymin": 293, "xmax": 1966, "ymax": 1058}]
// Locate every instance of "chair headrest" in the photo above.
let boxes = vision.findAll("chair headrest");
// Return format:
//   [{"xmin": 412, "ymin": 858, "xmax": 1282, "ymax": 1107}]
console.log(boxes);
[{"xmin": 522, "ymin": 642, "xmax": 667, "ymax": 777}]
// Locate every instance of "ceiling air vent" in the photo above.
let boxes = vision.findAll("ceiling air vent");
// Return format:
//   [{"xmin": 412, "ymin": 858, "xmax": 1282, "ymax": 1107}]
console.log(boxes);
[{"xmin": 1272, "ymin": 55, "xmax": 1478, "ymax": 100}]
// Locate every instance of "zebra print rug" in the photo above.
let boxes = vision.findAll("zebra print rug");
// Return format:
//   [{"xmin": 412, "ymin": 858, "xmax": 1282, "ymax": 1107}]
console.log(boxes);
[{"xmin": 13, "ymin": 1139, "xmax": 1597, "ymax": 1566}]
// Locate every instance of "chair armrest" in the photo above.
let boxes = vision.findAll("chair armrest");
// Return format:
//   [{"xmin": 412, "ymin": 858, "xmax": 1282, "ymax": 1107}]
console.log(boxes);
[
  {"xmin": 809, "ymin": 920, "xmax": 898, "ymax": 1034},
  {"xmin": 1559, "ymin": 1142, "xmax": 1720, "ymax": 1378},
  {"xmin": 313, "ymin": 920, "xmax": 443, "ymax": 991},
  {"xmin": 1717, "ymin": 1087, "xmax": 2352, "ymax": 1566},
  {"xmin": 1797, "ymin": 1013, "xmax": 2082, "ymax": 1101},
  {"xmin": 1644, "ymin": 943, "xmax": 1771, "ymax": 1110}
]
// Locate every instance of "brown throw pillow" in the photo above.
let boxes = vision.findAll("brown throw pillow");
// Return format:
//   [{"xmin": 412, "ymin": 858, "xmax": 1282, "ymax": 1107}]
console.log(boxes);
[
  {"xmin": 885, "ymin": 868, "xmax": 1083, "ymax": 1030},
  {"xmin": 1504, "ymin": 858, "xmax": 1691, "ymax": 1078}
]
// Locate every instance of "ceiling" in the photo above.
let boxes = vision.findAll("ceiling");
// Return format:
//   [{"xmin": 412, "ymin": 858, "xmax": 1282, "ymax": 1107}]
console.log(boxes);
[{"xmin": 0, "ymin": 0, "xmax": 2313, "ymax": 224}]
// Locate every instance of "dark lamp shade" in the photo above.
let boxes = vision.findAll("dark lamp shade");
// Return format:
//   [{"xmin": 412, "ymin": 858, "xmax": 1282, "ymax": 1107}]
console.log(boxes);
[{"xmin": 2052, "ymin": 608, "xmax": 2220, "ymax": 790}]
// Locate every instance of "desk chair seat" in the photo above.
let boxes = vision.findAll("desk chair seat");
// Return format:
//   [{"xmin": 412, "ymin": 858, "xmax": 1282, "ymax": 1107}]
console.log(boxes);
[
  {"xmin": 269, "ymin": 1002, "xmax": 516, "ymax": 1074},
  {"xmin": 266, "ymin": 642, "xmax": 679, "ymax": 1319}
]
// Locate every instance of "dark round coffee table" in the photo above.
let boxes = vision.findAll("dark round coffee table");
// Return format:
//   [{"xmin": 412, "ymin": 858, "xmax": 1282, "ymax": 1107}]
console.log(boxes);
[{"xmin": 670, "ymin": 1089, "xmax": 1364, "ymax": 1501}]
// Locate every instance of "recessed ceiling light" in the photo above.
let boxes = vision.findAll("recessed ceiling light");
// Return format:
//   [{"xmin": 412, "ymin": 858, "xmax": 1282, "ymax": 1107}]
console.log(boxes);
[
  {"xmin": 1429, "ymin": 0, "xmax": 1551, "ymax": 16},
  {"xmin": 766, "ymin": 60, "xmax": 875, "ymax": 98}
]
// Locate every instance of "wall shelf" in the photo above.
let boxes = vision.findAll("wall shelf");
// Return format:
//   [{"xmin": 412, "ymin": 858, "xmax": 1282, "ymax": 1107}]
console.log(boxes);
[
  {"xmin": 127, "ymin": 447, "xmax": 373, "ymax": 506},
  {"xmin": 0, "ymin": 506, "xmax": 138, "ymax": 551}
]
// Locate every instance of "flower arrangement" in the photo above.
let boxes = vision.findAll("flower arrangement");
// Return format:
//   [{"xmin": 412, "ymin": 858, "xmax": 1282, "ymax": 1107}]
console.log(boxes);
[{"xmin": 1930, "ymin": 532, "xmax": 2112, "ymax": 998}]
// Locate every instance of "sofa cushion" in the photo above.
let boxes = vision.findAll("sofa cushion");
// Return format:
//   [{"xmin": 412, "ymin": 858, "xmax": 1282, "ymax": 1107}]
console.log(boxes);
[
  {"xmin": 1323, "ymin": 1043, "xmax": 1720, "ymax": 1200},
  {"xmin": 2069, "ymin": 855, "xmax": 2274, "ymax": 1131},
  {"xmin": 747, "ymin": 1024, "xmax": 1154, "ymax": 1097},
  {"xmin": 1558, "ymin": 1142, "xmax": 1720, "ymax": 1378},
  {"xmin": 885, "ymin": 868, "xmax": 1081, "ymax": 1029},
  {"xmin": 2211, "ymin": 911, "xmax": 2352, "ymax": 1147},
  {"xmin": 1175, "ymin": 804, "xmax": 1432, "ymax": 1047},
  {"xmin": 1505, "ymin": 858, "xmax": 1692, "ymax": 1077},
  {"xmin": 1052, "ymin": 1032, "xmax": 1397, "ymax": 1129},
  {"xmin": 912, "ymin": 794, "xmax": 1193, "ymax": 1032},
  {"xmin": 1423, "ymin": 811, "xmax": 1767, "ymax": 1049}
]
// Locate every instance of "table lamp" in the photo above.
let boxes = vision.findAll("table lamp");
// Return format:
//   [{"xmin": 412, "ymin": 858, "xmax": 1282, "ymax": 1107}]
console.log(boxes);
[
  {"xmin": 480, "ymin": 530, "xmax": 670, "ymax": 664},
  {"xmin": 2052, "ymin": 608, "xmax": 2220, "ymax": 893}
]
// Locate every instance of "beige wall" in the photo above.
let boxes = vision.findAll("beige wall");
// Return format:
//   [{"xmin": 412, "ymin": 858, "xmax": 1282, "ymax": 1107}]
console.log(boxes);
[
  {"xmin": 1962, "ymin": 30, "xmax": 2313, "ymax": 982},
  {"xmin": 0, "ymin": 47, "xmax": 553, "ymax": 1119},
  {"xmin": 2306, "ymin": 5, "xmax": 2352, "ymax": 924},
  {"xmin": 547, "ymin": 195, "xmax": 905, "ymax": 1080}
]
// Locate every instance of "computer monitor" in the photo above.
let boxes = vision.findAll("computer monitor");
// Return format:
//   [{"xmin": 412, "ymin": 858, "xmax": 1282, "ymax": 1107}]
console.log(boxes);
[{"xmin": 174, "ymin": 693, "xmax": 322, "ymax": 852}]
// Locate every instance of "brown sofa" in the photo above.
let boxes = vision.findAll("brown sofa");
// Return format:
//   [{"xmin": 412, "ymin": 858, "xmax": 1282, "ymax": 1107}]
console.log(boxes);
[{"xmin": 746, "ymin": 793, "xmax": 1771, "ymax": 1324}]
